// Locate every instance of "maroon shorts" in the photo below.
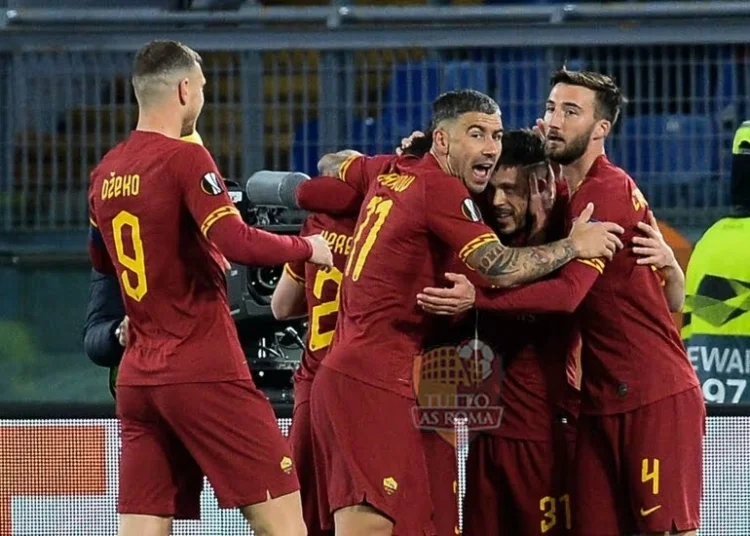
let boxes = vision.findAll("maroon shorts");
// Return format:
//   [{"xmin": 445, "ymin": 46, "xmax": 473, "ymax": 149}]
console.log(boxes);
[
  {"xmin": 117, "ymin": 380, "xmax": 299, "ymax": 519},
  {"xmin": 289, "ymin": 382, "xmax": 333, "ymax": 536},
  {"xmin": 572, "ymin": 386, "xmax": 705, "ymax": 535},
  {"xmin": 310, "ymin": 366, "xmax": 436, "ymax": 536},
  {"xmin": 422, "ymin": 431, "xmax": 459, "ymax": 536},
  {"xmin": 464, "ymin": 427, "xmax": 574, "ymax": 536}
]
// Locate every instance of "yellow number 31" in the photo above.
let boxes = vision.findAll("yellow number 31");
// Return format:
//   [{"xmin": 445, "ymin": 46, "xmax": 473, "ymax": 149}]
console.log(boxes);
[{"xmin": 112, "ymin": 210, "xmax": 148, "ymax": 302}]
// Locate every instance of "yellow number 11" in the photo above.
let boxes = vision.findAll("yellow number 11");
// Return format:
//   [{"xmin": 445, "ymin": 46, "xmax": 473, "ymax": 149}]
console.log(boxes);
[{"xmin": 345, "ymin": 196, "xmax": 393, "ymax": 281}]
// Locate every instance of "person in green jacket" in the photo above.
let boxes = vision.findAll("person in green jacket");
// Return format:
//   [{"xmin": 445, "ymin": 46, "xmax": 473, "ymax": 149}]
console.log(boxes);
[{"xmin": 683, "ymin": 121, "xmax": 750, "ymax": 406}]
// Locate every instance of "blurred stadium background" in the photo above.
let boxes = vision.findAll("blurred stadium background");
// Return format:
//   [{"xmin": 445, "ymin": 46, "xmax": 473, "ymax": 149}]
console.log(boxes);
[{"xmin": 0, "ymin": 0, "xmax": 749, "ymax": 534}]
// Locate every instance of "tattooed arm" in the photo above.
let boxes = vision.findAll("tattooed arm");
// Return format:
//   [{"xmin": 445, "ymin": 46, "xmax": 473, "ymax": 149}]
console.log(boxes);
[
  {"xmin": 466, "ymin": 237, "xmax": 577, "ymax": 288},
  {"xmin": 465, "ymin": 202, "xmax": 623, "ymax": 288}
]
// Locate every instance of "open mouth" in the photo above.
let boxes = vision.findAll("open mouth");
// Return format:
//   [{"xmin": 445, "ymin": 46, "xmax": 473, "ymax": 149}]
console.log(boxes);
[
  {"xmin": 546, "ymin": 133, "xmax": 564, "ymax": 143},
  {"xmin": 472, "ymin": 163, "xmax": 494, "ymax": 182}
]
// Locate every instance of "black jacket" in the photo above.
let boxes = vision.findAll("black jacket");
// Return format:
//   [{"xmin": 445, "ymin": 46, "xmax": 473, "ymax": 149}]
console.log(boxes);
[{"xmin": 83, "ymin": 269, "xmax": 125, "ymax": 368}]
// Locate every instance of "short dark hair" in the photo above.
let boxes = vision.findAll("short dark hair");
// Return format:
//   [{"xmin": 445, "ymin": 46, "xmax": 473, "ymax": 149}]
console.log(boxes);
[
  {"xmin": 430, "ymin": 89, "xmax": 500, "ymax": 130},
  {"xmin": 132, "ymin": 40, "xmax": 202, "ymax": 99},
  {"xmin": 550, "ymin": 67, "xmax": 623, "ymax": 125},
  {"xmin": 401, "ymin": 131, "xmax": 433, "ymax": 158},
  {"xmin": 497, "ymin": 130, "xmax": 545, "ymax": 168}
]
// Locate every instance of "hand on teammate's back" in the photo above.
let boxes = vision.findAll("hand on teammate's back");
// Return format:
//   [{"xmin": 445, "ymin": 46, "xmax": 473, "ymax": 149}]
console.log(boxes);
[
  {"xmin": 632, "ymin": 210, "xmax": 677, "ymax": 271},
  {"xmin": 305, "ymin": 234, "xmax": 334, "ymax": 268},
  {"xmin": 116, "ymin": 316, "xmax": 130, "ymax": 347},
  {"xmin": 396, "ymin": 130, "xmax": 426, "ymax": 155},
  {"xmin": 568, "ymin": 202, "xmax": 624, "ymax": 261},
  {"xmin": 416, "ymin": 272, "xmax": 476, "ymax": 316}
]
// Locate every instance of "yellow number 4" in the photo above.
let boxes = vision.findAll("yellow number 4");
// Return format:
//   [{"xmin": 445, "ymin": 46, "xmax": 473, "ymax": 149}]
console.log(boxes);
[
  {"xmin": 113, "ymin": 210, "xmax": 148, "ymax": 302},
  {"xmin": 540, "ymin": 494, "xmax": 571, "ymax": 533},
  {"xmin": 641, "ymin": 458, "xmax": 660, "ymax": 496},
  {"xmin": 308, "ymin": 266, "xmax": 343, "ymax": 352},
  {"xmin": 345, "ymin": 196, "xmax": 393, "ymax": 281}
]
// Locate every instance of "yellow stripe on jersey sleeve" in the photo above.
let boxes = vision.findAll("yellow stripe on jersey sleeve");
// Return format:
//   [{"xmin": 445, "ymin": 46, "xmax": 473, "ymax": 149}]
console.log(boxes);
[
  {"xmin": 458, "ymin": 233, "xmax": 500, "ymax": 263},
  {"xmin": 576, "ymin": 258, "xmax": 605, "ymax": 274},
  {"xmin": 201, "ymin": 205, "xmax": 241, "ymax": 236},
  {"xmin": 89, "ymin": 217, "xmax": 98, "ymax": 229},
  {"xmin": 338, "ymin": 155, "xmax": 361, "ymax": 182},
  {"xmin": 284, "ymin": 263, "xmax": 306, "ymax": 285}
]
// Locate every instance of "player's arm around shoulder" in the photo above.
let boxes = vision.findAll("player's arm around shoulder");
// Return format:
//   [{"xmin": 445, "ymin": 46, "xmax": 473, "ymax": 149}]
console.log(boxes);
[
  {"xmin": 632, "ymin": 210, "xmax": 685, "ymax": 312},
  {"xmin": 464, "ymin": 202, "xmax": 625, "ymax": 288},
  {"xmin": 317, "ymin": 150, "xmax": 363, "ymax": 178}
]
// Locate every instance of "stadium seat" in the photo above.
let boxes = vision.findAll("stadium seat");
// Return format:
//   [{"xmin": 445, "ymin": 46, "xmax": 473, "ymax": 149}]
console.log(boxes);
[
  {"xmin": 382, "ymin": 61, "xmax": 440, "ymax": 137},
  {"xmin": 489, "ymin": 48, "xmax": 547, "ymax": 129},
  {"xmin": 292, "ymin": 118, "xmax": 320, "ymax": 175},
  {"xmin": 292, "ymin": 116, "xmax": 396, "ymax": 175},
  {"xmin": 349, "ymin": 116, "xmax": 395, "ymax": 156},
  {"xmin": 382, "ymin": 60, "xmax": 489, "ymax": 137},
  {"xmin": 613, "ymin": 114, "xmax": 717, "ymax": 207},
  {"xmin": 443, "ymin": 60, "xmax": 489, "ymax": 94}
]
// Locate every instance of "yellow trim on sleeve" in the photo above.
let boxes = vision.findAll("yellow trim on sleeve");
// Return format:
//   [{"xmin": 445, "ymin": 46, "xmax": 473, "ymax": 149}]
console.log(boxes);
[
  {"xmin": 576, "ymin": 258, "xmax": 605, "ymax": 274},
  {"xmin": 89, "ymin": 217, "xmax": 98, "ymax": 229},
  {"xmin": 201, "ymin": 205, "xmax": 241, "ymax": 236},
  {"xmin": 458, "ymin": 233, "xmax": 500, "ymax": 263},
  {"xmin": 338, "ymin": 155, "xmax": 361, "ymax": 182},
  {"xmin": 284, "ymin": 263, "xmax": 306, "ymax": 285}
]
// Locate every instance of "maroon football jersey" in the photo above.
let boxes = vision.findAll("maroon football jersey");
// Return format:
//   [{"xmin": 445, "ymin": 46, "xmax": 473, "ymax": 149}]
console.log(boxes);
[
  {"xmin": 482, "ymin": 186, "xmax": 579, "ymax": 440},
  {"xmin": 286, "ymin": 212, "xmax": 357, "ymax": 390},
  {"xmin": 88, "ymin": 131, "xmax": 249, "ymax": 385},
  {"xmin": 567, "ymin": 156, "xmax": 699, "ymax": 414},
  {"xmin": 323, "ymin": 153, "xmax": 502, "ymax": 398},
  {"xmin": 481, "ymin": 311, "xmax": 579, "ymax": 440}
]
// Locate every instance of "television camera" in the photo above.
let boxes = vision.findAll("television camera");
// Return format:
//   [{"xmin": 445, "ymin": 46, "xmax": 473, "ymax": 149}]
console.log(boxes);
[{"xmin": 224, "ymin": 171, "xmax": 311, "ymax": 405}]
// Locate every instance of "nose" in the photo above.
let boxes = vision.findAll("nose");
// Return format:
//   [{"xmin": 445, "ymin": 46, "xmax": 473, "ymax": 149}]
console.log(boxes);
[
  {"xmin": 493, "ymin": 188, "xmax": 507, "ymax": 207},
  {"xmin": 546, "ymin": 109, "xmax": 563, "ymax": 131},
  {"xmin": 483, "ymin": 136, "xmax": 500, "ymax": 157}
]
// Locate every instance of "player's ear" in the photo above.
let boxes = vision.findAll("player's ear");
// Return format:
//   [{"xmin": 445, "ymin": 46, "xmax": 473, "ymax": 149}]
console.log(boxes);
[
  {"xmin": 432, "ymin": 127, "xmax": 450, "ymax": 156},
  {"xmin": 178, "ymin": 77, "xmax": 190, "ymax": 106},
  {"xmin": 592, "ymin": 119, "xmax": 611, "ymax": 141}
]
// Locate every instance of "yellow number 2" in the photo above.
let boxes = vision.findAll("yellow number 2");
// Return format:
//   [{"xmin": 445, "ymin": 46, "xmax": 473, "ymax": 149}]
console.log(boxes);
[
  {"xmin": 345, "ymin": 196, "xmax": 393, "ymax": 281},
  {"xmin": 308, "ymin": 266, "xmax": 343, "ymax": 352},
  {"xmin": 112, "ymin": 210, "xmax": 148, "ymax": 302},
  {"xmin": 641, "ymin": 458, "xmax": 660, "ymax": 495},
  {"xmin": 540, "ymin": 494, "xmax": 571, "ymax": 533}
]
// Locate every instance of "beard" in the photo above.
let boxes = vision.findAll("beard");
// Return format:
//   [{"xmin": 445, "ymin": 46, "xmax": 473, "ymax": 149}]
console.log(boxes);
[
  {"xmin": 180, "ymin": 109, "xmax": 199, "ymax": 138},
  {"xmin": 545, "ymin": 127, "xmax": 593, "ymax": 165},
  {"xmin": 180, "ymin": 118, "xmax": 195, "ymax": 137}
]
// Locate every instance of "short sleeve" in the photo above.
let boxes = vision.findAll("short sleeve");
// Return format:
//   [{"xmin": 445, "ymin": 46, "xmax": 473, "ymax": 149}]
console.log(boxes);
[
  {"xmin": 283, "ymin": 216, "xmax": 316, "ymax": 285},
  {"xmin": 172, "ymin": 144, "xmax": 241, "ymax": 237},
  {"xmin": 567, "ymin": 180, "xmax": 632, "ymax": 275},
  {"xmin": 284, "ymin": 262, "xmax": 306, "ymax": 285},
  {"xmin": 338, "ymin": 154, "xmax": 396, "ymax": 196},
  {"xmin": 424, "ymin": 172, "xmax": 500, "ymax": 264}
]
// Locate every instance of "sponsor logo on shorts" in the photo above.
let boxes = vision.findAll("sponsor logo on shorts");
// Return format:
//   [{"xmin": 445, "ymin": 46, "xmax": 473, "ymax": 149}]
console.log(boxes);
[
  {"xmin": 640, "ymin": 504, "xmax": 662, "ymax": 517},
  {"xmin": 280, "ymin": 456, "xmax": 294, "ymax": 475},
  {"xmin": 412, "ymin": 339, "xmax": 503, "ymax": 443},
  {"xmin": 383, "ymin": 477, "xmax": 398, "ymax": 496}
]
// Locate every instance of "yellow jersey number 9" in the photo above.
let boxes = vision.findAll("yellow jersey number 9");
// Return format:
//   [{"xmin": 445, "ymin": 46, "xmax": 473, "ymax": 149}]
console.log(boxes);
[{"xmin": 112, "ymin": 210, "xmax": 148, "ymax": 302}]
